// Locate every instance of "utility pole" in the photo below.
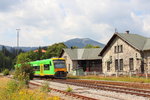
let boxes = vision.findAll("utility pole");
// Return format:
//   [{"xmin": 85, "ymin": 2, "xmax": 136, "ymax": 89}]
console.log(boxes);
[{"xmin": 16, "ymin": 29, "xmax": 20, "ymax": 55}]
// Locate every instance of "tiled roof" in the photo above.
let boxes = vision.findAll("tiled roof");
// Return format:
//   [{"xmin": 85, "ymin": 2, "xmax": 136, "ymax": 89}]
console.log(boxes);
[
  {"xmin": 63, "ymin": 48, "xmax": 102, "ymax": 60},
  {"xmin": 99, "ymin": 33, "xmax": 150, "ymax": 56},
  {"xmin": 34, "ymin": 49, "xmax": 46, "ymax": 53},
  {"xmin": 117, "ymin": 33, "xmax": 147, "ymax": 50},
  {"xmin": 143, "ymin": 38, "xmax": 150, "ymax": 50}
]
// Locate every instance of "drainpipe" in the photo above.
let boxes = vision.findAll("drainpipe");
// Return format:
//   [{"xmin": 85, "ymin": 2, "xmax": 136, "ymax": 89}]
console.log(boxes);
[
  {"xmin": 117, "ymin": 38, "xmax": 120, "ymax": 75},
  {"xmin": 140, "ymin": 51, "xmax": 145, "ymax": 74},
  {"xmin": 141, "ymin": 50, "xmax": 148, "ymax": 78}
]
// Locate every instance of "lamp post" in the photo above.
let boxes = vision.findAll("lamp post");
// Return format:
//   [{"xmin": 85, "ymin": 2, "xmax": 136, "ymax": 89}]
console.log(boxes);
[{"xmin": 16, "ymin": 29, "xmax": 20, "ymax": 55}]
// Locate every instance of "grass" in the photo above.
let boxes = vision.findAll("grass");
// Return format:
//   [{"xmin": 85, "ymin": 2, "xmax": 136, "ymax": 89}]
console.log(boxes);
[
  {"xmin": 67, "ymin": 75, "xmax": 150, "ymax": 83},
  {"xmin": 0, "ymin": 77, "xmax": 60, "ymax": 100}
]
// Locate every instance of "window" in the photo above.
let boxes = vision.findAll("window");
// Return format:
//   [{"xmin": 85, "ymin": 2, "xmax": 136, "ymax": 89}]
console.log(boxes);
[
  {"xmin": 120, "ymin": 45, "xmax": 123, "ymax": 52},
  {"xmin": 44, "ymin": 64, "xmax": 50, "ymax": 70},
  {"xmin": 53, "ymin": 60, "xmax": 66, "ymax": 68},
  {"xmin": 114, "ymin": 45, "xmax": 123, "ymax": 53},
  {"xmin": 115, "ymin": 59, "xmax": 118, "ymax": 71},
  {"xmin": 117, "ymin": 45, "xmax": 119, "ymax": 52},
  {"xmin": 120, "ymin": 59, "xmax": 123, "ymax": 71},
  {"xmin": 129, "ymin": 58, "xmax": 134, "ymax": 70},
  {"xmin": 114, "ymin": 46, "xmax": 117, "ymax": 53},
  {"xmin": 115, "ymin": 59, "xmax": 123, "ymax": 71},
  {"xmin": 33, "ymin": 66, "xmax": 40, "ymax": 71},
  {"xmin": 107, "ymin": 62, "xmax": 110, "ymax": 71}
]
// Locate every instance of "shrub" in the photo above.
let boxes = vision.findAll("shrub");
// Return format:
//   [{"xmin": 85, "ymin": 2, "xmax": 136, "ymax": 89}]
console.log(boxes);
[
  {"xmin": 66, "ymin": 85, "xmax": 73, "ymax": 92},
  {"xmin": 40, "ymin": 81, "xmax": 50, "ymax": 93},
  {"xmin": 14, "ymin": 63, "xmax": 34, "ymax": 85},
  {"xmin": 7, "ymin": 80, "xmax": 19, "ymax": 93},
  {"xmin": 3, "ymin": 69, "xmax": 9, "ymax": 76},
  {"xmin": 0, "ymin": 78, "xmax": 60, "ymax": 100}
]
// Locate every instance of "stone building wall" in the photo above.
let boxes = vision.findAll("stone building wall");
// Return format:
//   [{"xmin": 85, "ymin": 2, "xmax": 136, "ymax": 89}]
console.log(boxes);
[
  {"xmin": 61, "ymin": 52, "xmax": 73, "ymax": 73},
  {"xmin": 102, "ymin": 36, "xmax": 142, "ymax": 75},
  {"xmin": 144, "ymin": 51, "xmax": 150, "ymax": 73}
]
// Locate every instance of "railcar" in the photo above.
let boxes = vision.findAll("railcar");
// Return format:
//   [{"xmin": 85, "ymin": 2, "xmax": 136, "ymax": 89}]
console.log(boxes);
[{"xmin": 16, "ymin": 58, "xmax": 68, "ymax": 78}]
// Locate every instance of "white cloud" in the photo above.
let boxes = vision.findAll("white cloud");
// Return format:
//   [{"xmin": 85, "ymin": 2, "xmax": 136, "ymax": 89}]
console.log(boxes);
[{"xmin": 0, "ymin": 0, "xmax": 150, "ymax": 46}]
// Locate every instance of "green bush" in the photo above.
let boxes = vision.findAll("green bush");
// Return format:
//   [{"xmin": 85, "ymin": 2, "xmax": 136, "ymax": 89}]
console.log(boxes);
[
  {"xmin": 14, "ymin": 63, "xmax": 34, "ymax": 85},
  {"xmin": 7, "ymin": 80, "xmax": 19, "ymax": 93},
  {"xmin": 3, "ymin": 69, "xmax": 9, "ymax": 76},
  {"xmin": 40, "ymin": 81, "xmax": 50, "ymax": 93}
]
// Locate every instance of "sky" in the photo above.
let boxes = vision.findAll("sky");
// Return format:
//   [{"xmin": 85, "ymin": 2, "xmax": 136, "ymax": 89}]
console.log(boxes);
[{"xmin": 0, "ymin": 0, "xmax": 150, "ymax": 47}]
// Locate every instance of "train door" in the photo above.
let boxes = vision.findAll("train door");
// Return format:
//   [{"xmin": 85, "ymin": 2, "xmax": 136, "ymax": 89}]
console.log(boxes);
[{"xmin": 40, "ymin": 64, "xmax": 44, "ymax": 76}]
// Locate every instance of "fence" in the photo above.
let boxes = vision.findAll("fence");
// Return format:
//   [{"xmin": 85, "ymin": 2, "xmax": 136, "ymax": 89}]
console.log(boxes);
[{"xmin": 71, "ymin": 71, "xmax": 150, "ymax": 78}]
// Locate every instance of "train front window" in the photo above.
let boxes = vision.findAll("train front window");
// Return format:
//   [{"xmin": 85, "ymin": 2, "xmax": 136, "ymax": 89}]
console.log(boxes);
[{"xmin": 53, "ymin": 60, "xmax": 66, "ymax": 68}]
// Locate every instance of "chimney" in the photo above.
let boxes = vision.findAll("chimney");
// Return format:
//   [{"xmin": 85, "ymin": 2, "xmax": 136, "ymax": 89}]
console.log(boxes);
[{"xmin": 126, "ymin": 30, "xmax": 129, "ymax": 34}]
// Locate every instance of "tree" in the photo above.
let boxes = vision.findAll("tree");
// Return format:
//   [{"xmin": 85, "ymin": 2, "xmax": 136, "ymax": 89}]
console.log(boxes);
[
  {"xmin": 16, "ymin": 51, "xmax": 38, "ymax": 64},
  {"xmin": 16, "ymin": 43, "xmax": 67, "ymax": 64},
  {"xmin": 43, "ymin": 43, "xmax": 67, "ymax": 59},
  {"xmin": 84, "ymin": 44, "xmax": 100, "ymax": 48},
  {"xmin": 0, "ymin": 50, "xmax": 13, "ymax": 71},
  {"xmin": 37, "ymin": 47, "xmax": 42, "ymax": 60}
]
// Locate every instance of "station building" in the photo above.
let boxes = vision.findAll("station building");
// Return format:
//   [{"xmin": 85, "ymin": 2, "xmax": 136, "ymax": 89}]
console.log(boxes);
[{"xmin": 99, "ymin": 31, "xmax": 150, "ymax": 75}]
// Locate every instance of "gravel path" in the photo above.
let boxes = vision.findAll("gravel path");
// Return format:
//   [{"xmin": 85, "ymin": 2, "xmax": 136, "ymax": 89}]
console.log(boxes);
[{"xmin": 30, "ymin": 79, "xmax": 150, "ymax": 100}]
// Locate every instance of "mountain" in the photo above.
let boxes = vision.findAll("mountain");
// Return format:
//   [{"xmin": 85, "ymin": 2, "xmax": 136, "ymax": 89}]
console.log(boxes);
[
  {"xmin": 13, "ymin": 47, "xmax": 38, "ymax": 52},
  {"xmin": 0, "ymin": 38, "xmax": 105, "ymax": 52},
  {"xmin": 0, "ymin": 45, "xmax": 13, "ymax": 51},
  {"xmin": 64, "ymin": 38, "xmax": 105, "ymax": 48}
]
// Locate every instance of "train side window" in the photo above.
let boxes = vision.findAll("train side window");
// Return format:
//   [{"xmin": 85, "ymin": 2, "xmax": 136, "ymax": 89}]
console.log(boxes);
[
  {"xmin": 37, "ymin": 66, "xmax": 40, "ymax": 71},
  {"xmin": 33, "ymin": 66, "xmax": 40, "ymax": 71},
  {"xmin": 44, "ymin": 64, "xmax": 50, "ymax": 70},
  {"xmin": 33, "ymin": 66, "xmax": 36, "ymax": 71}
]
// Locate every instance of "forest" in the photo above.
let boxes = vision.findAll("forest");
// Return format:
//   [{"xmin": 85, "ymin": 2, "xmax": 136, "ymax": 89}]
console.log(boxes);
[{"xmin": 0, "ymin": 43, "xmax": 100, "ymax": 72}]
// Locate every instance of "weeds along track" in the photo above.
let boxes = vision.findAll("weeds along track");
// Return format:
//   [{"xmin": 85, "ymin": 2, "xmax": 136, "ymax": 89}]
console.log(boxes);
[
  {"xmin": 29, "ymin": 81, "xmax": 98, "ymax": 100},
  {"xmin": 51, "ymin": 79, "xmax": 150, "ymax": 98}
]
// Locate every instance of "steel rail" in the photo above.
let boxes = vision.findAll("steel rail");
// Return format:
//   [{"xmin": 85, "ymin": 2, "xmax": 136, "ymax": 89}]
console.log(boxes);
[
  {"xmin": 29, "ymin": 81, "xmax": 98, "ymax": 100},
  {"xmin": 51, "ymin": 79, "xmax": 150, "ymax": 98}
]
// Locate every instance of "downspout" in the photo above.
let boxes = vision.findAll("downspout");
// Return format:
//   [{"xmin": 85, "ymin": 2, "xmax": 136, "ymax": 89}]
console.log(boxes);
[{"xmin": 140, "ymin": 50, "xmax": 144, "ymax": 74}]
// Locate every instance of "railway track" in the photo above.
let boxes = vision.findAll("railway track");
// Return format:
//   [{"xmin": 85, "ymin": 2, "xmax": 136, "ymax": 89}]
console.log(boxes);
[
  {"xmin": 51, "ymin": 79, "xmax": 150, "ymax": 98},
  {"xmin": 29, "ymin": 81, "xmax": 98, "ymax": 100},
  {"xmin": 6, "ymin": 76, "xmax": 98, "ymax": 100}
]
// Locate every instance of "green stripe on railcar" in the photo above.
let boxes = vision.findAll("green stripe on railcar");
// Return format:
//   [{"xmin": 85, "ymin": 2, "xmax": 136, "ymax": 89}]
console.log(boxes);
[
  {"xmin": 30, "ymin": 59, "xmax": 55, "ymax": 76},
  {"xmin": 15, "ymin": 58, "xmax": 67, "ymax": 78}
]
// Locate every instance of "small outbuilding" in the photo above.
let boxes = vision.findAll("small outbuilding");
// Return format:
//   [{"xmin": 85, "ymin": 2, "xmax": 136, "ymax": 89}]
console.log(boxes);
[{"xmin": 60, "ymin": 48, "xmax": 103, "ymax": 75}]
